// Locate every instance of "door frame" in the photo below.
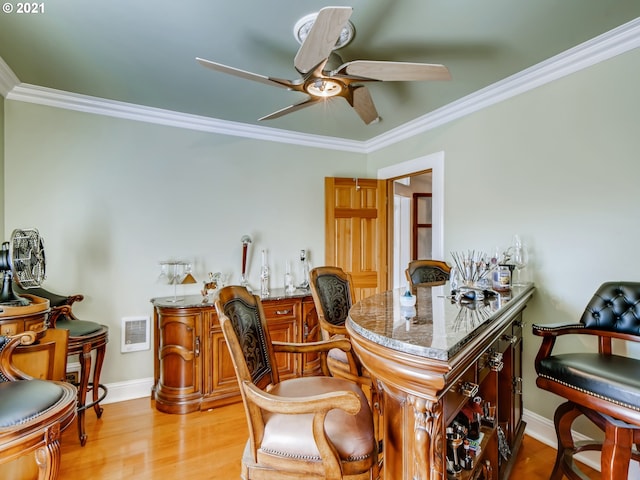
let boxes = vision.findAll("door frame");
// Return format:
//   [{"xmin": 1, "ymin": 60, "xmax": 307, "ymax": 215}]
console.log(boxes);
[{"xmin": 377, "ymin": 151, "xmax": 445, "ymax": 287}]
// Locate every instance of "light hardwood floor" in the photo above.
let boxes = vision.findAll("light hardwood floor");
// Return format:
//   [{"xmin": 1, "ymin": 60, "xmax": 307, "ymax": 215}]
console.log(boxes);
[{"xmin": 58, "ymin": 397, "xmax": 600, "ymax": 479}]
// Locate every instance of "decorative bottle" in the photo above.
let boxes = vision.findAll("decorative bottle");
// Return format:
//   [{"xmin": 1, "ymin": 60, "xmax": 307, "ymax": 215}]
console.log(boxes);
[
  {"xmin": 298, "ymin": 249, "xmax": 310, "ymax": 290},
  {"xmin": 284, "ymin": 260, "xmax": 295, "ymax": 294},
  {"xmin": 260, "ymin": 249, "xmax": 270, "ymax": 298}
]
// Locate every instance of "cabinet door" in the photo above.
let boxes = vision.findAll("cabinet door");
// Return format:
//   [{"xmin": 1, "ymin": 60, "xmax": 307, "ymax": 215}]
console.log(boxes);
[
  {"xmin": 209, "ymin": 314, "xmax": 243, "ymax": 407},
  {"xmin": 157, "ymin": 311, "xmax": 202, "ymax": 399},
  {"xmin": 262, "ymin": 299, "xmax": 299, "ymax": 379},
  {"xmin": 498, "ymin": 313, "xmax": 523, "ymax": 446},
  {"xmin": 301, "ymin": 298, "xmax": 321, "ymax": 376}
]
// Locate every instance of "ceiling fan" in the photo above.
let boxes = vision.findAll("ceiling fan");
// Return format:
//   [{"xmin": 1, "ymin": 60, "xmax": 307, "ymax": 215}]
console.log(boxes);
[{"xmin": 196, "ymin": 6, "xmax": 451, "ymax": 125}]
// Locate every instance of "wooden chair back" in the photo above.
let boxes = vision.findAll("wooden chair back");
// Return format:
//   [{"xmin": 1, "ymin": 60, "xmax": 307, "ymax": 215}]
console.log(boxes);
[
  {"xmin": 13, "ymin": 328, "xmax": 69, "ymax": 381},
  {"xmin": 405, "ymin": 259, "xmax": 451, "ymax": 293},
  {"xmin": 309, "ymin": 266, "xmax": 354, "ymax": 339}
]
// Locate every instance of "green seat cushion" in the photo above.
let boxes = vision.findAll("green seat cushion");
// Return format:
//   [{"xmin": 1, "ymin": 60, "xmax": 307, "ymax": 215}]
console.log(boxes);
[
  {"xmin": 0, "ymin": 380, "xmax": 65, "ymax": 427},
  {"xmin": 56, "ymin": 318, "xmax": 103, "ymax": 337}
]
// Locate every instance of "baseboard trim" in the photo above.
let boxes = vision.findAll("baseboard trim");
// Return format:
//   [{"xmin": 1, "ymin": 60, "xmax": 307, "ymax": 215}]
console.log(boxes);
[
  {"xmin": 101, "ymin": 377, "xmax": 154, "ymax": 405},
  {"xmin": 523, "ymin": 408, "xmax": 601, "ymax": 472}
]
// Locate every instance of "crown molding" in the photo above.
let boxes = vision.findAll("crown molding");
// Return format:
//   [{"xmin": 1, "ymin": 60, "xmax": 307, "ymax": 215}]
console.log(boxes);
[
  {"xmin": 365, "ymin": 17, "xmax": 640, "ymax": 152},
  {"xmin": 2, "ymin": 17, "xmax": 638, "ymax": 153},
  {"xmin": 5, "ymin": 83, "xmax": 366, "ymax": 153},
  {"xmin": 0, "ymin": 56, "xmax": 19, "ymax": 97}
]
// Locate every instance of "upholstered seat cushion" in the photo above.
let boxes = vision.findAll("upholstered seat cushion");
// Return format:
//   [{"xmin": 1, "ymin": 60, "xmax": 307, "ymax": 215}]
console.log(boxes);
[
  {"xmin": 538, "ymin": 353, "xmax": 640, "ymax": 411},
  {"xmin": 55, "ymin": 318, "xmax": 103, "ymax": 337},
  {"xmin": 0, "ymin": 380, "xmax": 66, "ymax": 427},
  {"xmin": 327, "ymin": 333, "xmax": 349, "ymax": 364},
  {"xmin": 260, "ymin": 376, "xmax": 374, "ymax": 462}
]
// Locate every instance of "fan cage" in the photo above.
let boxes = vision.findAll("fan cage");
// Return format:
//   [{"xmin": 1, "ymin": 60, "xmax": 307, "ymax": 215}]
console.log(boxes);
[{"xmin": 11, "ymin": 229, "xmax": 46, "ymax": 288}]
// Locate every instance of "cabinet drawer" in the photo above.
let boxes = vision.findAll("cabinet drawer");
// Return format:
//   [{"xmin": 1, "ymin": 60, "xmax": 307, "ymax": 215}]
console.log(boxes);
[
  {"xmin": 444, "ymin": 361, "xmax": 478, "ymax": 425},
  {"xmin": 262, "ymin": 300, "xmax": 299, "ymax": 321},
  {"xmin": 0, "ymin": 321, "xmax": 20, "ymax": 336}
]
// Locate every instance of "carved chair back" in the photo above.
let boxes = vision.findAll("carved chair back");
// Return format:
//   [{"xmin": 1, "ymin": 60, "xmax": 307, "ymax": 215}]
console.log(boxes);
[
  {"xmin": 216, "ymin": 286, "xmax": 280, "ymax": 390},
  {"xmin": 405, "ymin": 259, "xmax": 451, "ymax": 293},
  {"xmin": 309, "ymin": 266, "xmax": 354, "ymax": 339}
]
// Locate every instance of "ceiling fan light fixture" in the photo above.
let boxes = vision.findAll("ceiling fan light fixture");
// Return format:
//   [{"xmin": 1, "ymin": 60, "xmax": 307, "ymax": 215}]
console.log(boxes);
[
  {"xmin": 293, "ymin": 12, "xmax": 355, "ymax": 49},
  {"xmin": 305, "ymin": 78, "xmax": 343, "ymax": 97}
]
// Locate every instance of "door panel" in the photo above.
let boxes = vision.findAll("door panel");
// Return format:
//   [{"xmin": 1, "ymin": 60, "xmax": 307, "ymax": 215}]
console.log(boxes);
[{"xmin": 325, "ymin": 177, "xmax": 387, "ymax": 302}]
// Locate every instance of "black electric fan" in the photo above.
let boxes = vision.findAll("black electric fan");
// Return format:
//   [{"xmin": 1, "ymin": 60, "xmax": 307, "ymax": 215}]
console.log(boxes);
[{"xmin": 0, "ymin": 228, "xmax": 46, "ymax": 306}]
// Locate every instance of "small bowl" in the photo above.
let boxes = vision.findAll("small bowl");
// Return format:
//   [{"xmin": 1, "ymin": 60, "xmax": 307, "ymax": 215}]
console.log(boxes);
[{"xmin": 400, "ymin": 292, "xmax": 417, "ymax": 307}]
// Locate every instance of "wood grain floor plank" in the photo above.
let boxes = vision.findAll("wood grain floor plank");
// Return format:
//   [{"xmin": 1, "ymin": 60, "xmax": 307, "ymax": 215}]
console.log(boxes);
[{"xmin": 59, "ymin": 397, "xmax": 602, "ymax": 479}]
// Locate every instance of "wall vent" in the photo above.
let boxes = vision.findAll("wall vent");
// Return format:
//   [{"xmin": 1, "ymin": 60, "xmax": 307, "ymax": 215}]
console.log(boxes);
[{"xmin": 121, "ymin": 316, "xmax": 150, "ymax": 353}]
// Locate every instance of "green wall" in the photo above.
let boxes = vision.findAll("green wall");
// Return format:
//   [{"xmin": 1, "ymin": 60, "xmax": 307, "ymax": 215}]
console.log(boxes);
[
  {"xmin": 4, "ymin": 101, "xmax": 367, "ymax": 383},
  {"xmin": 369, "ymin": 47, "xmax": 640, "ymax": 425}
]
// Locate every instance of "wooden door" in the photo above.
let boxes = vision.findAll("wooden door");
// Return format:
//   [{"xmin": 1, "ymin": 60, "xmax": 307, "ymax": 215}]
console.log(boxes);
[{"xmin": 325, "ymin": 177, "xmax": 388, "ymax": 302}]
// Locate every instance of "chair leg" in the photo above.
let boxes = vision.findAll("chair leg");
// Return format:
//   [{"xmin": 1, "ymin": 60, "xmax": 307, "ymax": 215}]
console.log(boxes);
[
  {"xmin": 34, "ymin": 423, "xmax": 61, "ymax": 480},
  {"xmin": 76, "ymin": 342, "xmax": 93, "ymax": 446},
  {"xmin": 91, "ymin": 342, "xmax": 106, "ymax": 418},
  {"xmin": 601, "ymin": 421, "xmax": 633, "ymax": 480},
  {"xmin": 550, "ymin": 401, "xmax": 582, "ymax": 480}
]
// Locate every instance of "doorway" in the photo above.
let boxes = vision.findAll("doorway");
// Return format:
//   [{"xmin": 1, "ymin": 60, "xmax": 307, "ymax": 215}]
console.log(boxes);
[
  {"xmin": 391, "ymin": 172, "xmax": 433, "ymax": 289},
  {"xmin": 378, "ymin": 152, "xmax": 445, "ymax": 289}
]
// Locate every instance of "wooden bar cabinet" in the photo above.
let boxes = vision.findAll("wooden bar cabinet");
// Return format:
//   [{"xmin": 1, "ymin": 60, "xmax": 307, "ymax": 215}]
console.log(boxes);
[
  {"xmin": 347, "ymin": 283, "xmax": 535, "ymax": 480},
  {"xmin": 151, "ymin": 289, "xmax": 318, "ymax": 414}
]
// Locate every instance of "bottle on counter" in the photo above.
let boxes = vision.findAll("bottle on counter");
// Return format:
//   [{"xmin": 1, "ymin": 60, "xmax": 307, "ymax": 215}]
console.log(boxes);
[
  {"xmin": 260, "ymin": 249, "xmax": 270, "ymax": 298},
  {"xmin": 297, "ymin": 249, "xmax": 310, "ymax": 290}
]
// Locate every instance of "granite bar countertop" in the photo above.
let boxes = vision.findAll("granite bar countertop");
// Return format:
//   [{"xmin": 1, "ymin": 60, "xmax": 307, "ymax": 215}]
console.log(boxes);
[
  {"xmin": 151, "ymin": 287, "xmax": 312, "ymax": 308},
  {"xmin": 347, "ymin": 283, "xmax": 535, "ymax": 361}
]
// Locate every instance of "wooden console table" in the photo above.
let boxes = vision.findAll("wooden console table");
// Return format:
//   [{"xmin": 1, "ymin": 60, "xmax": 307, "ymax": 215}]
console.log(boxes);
[
  {"xmin": 151, "ymin": 289, "xmax": 318, "ymax": 414},
  {"xmin": 0, "ymin": 294, "xmax": 49, "ymax": 335},
  {"xmin": 347, "ymin": 283, "xmax": 535, "ymax": 480}
]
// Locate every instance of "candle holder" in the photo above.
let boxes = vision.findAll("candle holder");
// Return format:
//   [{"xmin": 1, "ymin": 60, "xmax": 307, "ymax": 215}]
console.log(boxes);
[
  {"xmin": 158, "ymin": 260, "xmax": 196, "ymax": 302},
  {"xmin": 240, "ymin": 235, "xmax": 253, "ymax": 292}
]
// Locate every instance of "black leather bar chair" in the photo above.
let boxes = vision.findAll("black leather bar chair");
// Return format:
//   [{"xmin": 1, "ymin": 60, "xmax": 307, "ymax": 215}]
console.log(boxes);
[{"xmin": 533, "ymin": 281, "xmax": 640, "ymax": 480}]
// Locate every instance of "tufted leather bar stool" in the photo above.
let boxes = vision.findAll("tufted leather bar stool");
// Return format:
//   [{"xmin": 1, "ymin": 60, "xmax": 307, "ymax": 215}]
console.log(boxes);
[
  {"xmin": 533, "ymin": 282, "xmax": 640, "ymax": 480},
  {"xmin": 0, "ymin": 331, "xmax": 77, "ymax": 480},
  {"xmin": 15, "ymin": 285, "xmax": 108, "ymax": 447}
]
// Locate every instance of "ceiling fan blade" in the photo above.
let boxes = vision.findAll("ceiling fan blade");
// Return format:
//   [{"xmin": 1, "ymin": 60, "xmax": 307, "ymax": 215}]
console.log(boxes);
[
  {"xmin": 337, "ymin": 60, "xmax": 452, "ymax": 82},
  {"xmin": 258, "ymin": 97, "xmax": 323, "ymax": 121},
  {"xmin": 196, "ymin": 57, "xmax": 295, "ymax": 89},
  {"xmin": 351, "ymin": 86, "xmax": 380, "ymax": 125},
  {"xmin": 294, "ymin": 6, "xmax": 353, "ymax": 74}
]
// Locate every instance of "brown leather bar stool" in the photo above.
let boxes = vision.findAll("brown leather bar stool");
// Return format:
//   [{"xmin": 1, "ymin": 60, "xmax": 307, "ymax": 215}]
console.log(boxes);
[{"xmin": 15, "ymin": 285, "xmax": 108, "ymax": 446}]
